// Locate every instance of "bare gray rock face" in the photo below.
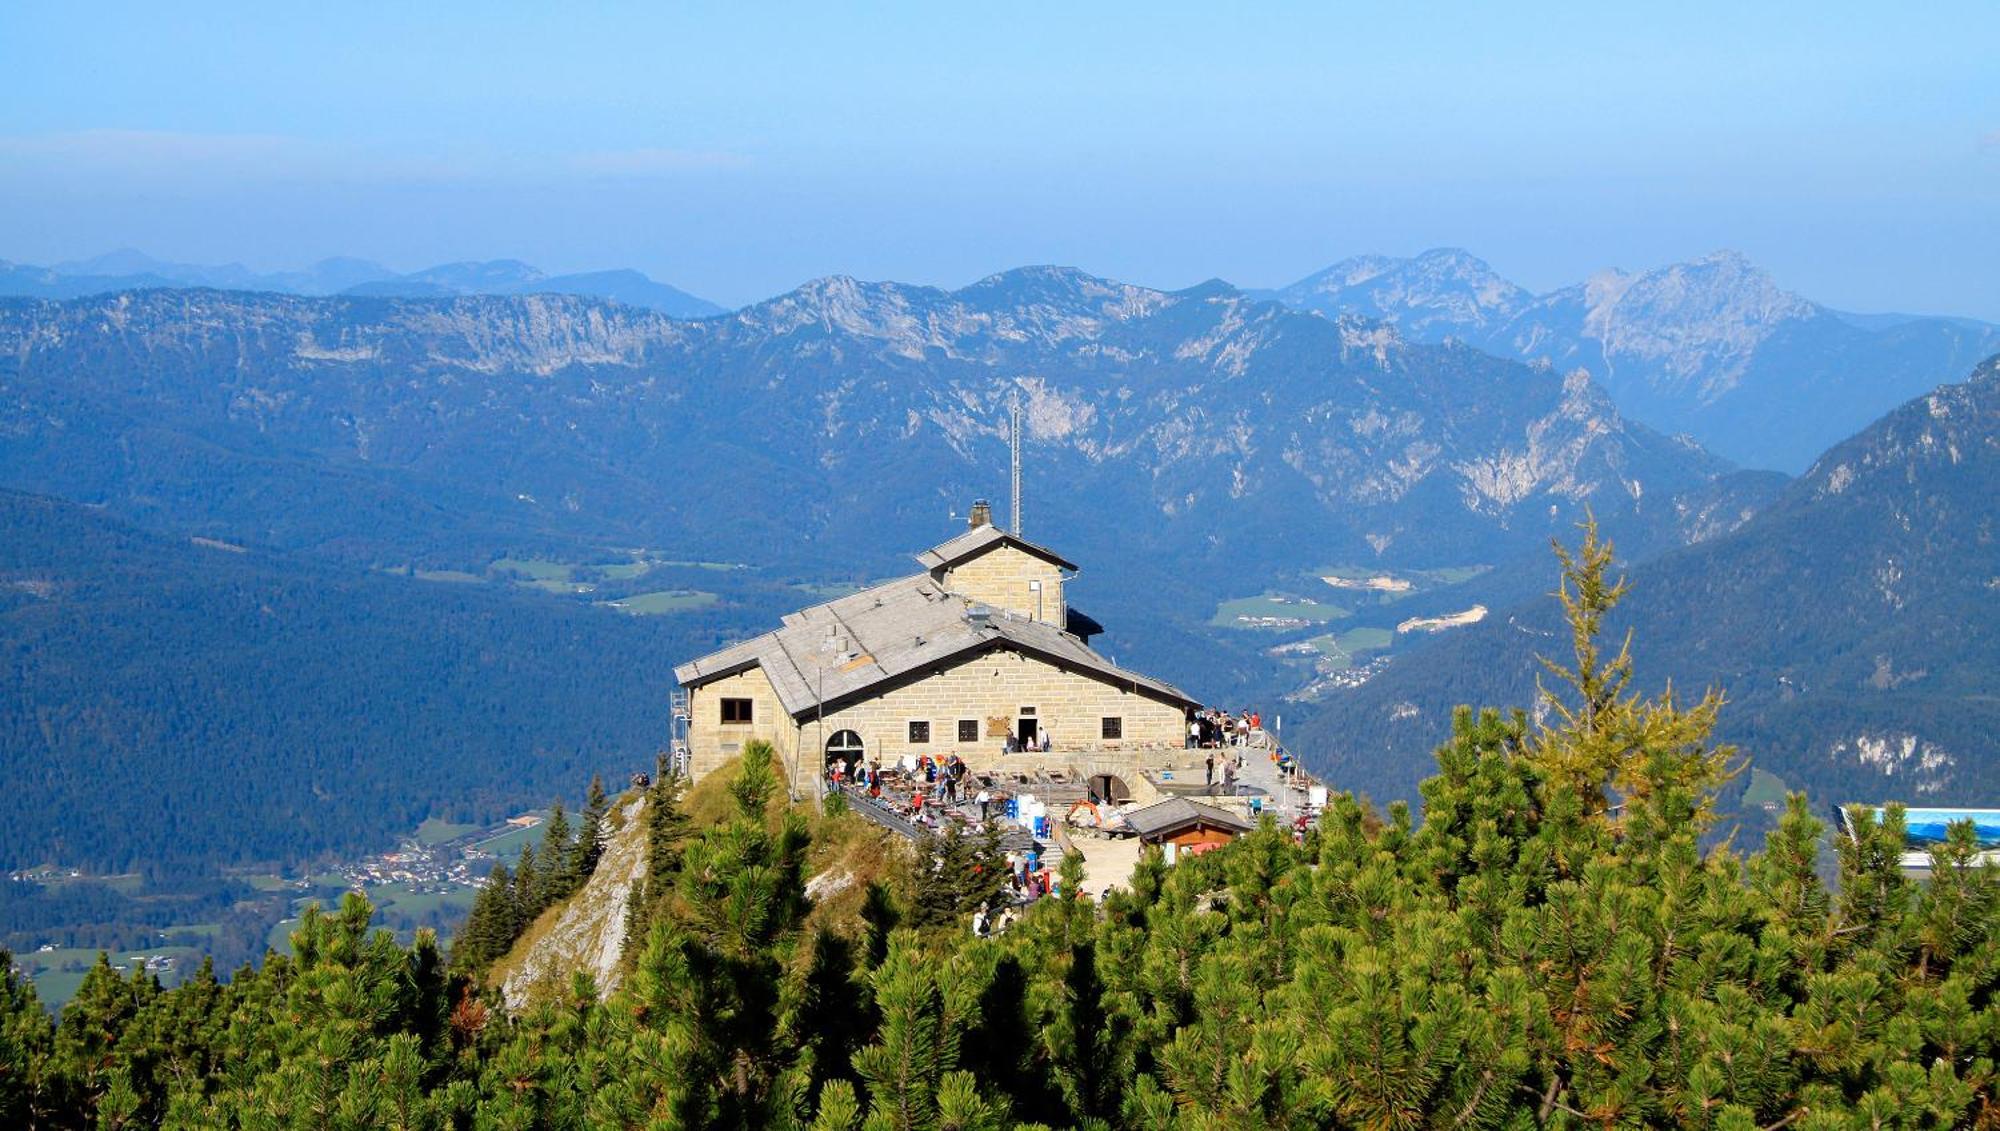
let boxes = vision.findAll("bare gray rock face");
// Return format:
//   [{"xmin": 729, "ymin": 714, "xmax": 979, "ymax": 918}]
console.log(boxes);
[{"xmin": 500, "ymin": 795, "xmax": 649, "ymax": 1007}]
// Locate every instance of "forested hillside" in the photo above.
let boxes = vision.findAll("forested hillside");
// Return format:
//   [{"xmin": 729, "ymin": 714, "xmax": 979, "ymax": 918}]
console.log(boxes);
[
  {"xmin": 1298, "ymin": 356, "xmax": 2000, "ymax": 810},
  {"xmin": 0, "ymin": 490, "xmax": 713, "ymax": 876}
]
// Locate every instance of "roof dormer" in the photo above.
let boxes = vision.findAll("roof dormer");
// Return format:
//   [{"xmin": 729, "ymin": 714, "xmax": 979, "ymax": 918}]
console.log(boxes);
[{"xmin": 916, "ymin": 520, "xmax": 1075, "ymax": 627}]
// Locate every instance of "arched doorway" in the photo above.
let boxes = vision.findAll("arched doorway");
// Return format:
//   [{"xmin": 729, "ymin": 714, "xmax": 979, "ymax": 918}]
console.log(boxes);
[
  {"xmin": 825, "ymin": 729, "xmax": 865, "ymax": 772},
  {"xmin": 1088, "ymin": 773, "xmax": 1132, "ymax": 805}
]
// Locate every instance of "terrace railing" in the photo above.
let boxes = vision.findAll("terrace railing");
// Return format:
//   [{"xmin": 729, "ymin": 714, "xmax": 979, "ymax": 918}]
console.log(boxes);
[{"xmin": 836, "ymin": 784, "xmax": 924, "ymax": 840}]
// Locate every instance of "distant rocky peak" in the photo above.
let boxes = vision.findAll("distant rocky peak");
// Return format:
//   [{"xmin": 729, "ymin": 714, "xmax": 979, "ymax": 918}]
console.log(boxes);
[
  {"xmin": 408, "ymin": 259, "xmax": 548, "ymax": 290},
  {"xmin": 1304, "ymin": 246, "xmax": 1506, "ymax": 288},
  {"xmin": 784, "ymin": 272, "xmax": 868, "ymax": 302},
  {"xmin": 956, "ymin": 264, "xmax": 1171, "ymax": 321},
  {"xmin": 739, "ymin": 274, "xmax": 937, "ymax": 342},
  {"xmin": 1173, "ymin": 278, "xmax": 1239, "ymax": 302},
  {"xmin": 1311, "ymin": 253, "xmax": 1404, "ymax": 288},
  {"xmin": 1573, "ymin": 252, "xmax": 1818, "ymax": 397},
  {"xmin": 966, "ymin": 263, "xmax": 1107, "ymax": 290},
  {"xmin": 1588, "ymin": 251, "xmax": 1812, "ymax": 323},
  {"xmin": 742, "ymin": 268, "xmax": 1168, "ymax": 355},
  {"xmin": 1411, "ymin": 246, "xmax": 1501, "ymax": 272},
  {"xmin": 1279, "ymin": 248, "xmax": 1531, "ymax": 332}
]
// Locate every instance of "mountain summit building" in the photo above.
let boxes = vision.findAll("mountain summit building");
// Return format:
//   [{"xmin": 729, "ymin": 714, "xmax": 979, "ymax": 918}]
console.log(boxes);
[{"xmin": 673, "ymin": 504, "xmax": 1199, "ymax": 791}]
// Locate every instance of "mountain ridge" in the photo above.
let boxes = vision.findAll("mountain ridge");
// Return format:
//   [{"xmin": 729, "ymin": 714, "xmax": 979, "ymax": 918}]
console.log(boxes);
[
  {"xmin": 1259, "ymin": 249, "xmax": 2000, "ymax": 472},
  {"xmin": 0, "ymin": 250, "xmax": 726, "ymax": 318}
]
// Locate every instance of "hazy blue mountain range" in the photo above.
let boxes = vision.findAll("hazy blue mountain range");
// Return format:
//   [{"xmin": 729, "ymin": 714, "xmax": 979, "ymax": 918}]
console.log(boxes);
[
  {"xmin": 0, "ymin": 249, "xmax": 725, "ymax": 317},
  {"xmin": 1293, "ymin": 355, "xmax": 2000, "ymax": 812},
  {"xmin": 1258, "ymin": 249, "xmax": 2000, "ymax": 473},
  {"xmin": 0, "ymin": 272, "xmax": 1772, "ymax": 598}
]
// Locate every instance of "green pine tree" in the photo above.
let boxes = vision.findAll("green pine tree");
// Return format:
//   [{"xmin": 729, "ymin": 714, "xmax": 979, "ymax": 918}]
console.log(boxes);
[
  {"xmin": 0, "ymin": 948, "xmax": 54, "ymax": 1124},
  {"xmin": 623, "ymin": 760, "xmax": 694, "ymax": 964},
  {"xmin": 844, "ymin": 931, "xmax": 987, "ymax": 1130},
  {"xmin": 540, "ymin": 801, "xmax": 575, "ymax": 903},
  {"xmin": 618, "ymin": 740, "xmax": 816, "ymax": 1127},
  {"xmin": 511, "ymin": 844, "xmax": 540, "ymax": 935},
  {"xmin": 575, "ymin": 773, "xmax": 610, "ymax": 881},
  {"xmin": 909, "ymin": 822, "xmax": 1009, "ymax": 930}
]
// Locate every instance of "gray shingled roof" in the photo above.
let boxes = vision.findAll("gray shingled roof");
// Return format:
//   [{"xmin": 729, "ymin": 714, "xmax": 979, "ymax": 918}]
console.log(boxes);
[
  {"xmin": 913, "ymin": 524, "xmax": 1079, "ymax": 572},
  {"xmin": 1123, "ymin": 797, "xmax": 1255, "ymax": 839},
  {"xmin": 673, "ymin": 569, "xmax": 1193, "ymax": 719}
]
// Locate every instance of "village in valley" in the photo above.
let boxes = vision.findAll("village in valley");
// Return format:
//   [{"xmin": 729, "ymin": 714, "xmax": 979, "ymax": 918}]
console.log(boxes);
[
  {"xmin": 251, "ymin": 811, "xmax": 555, "ymax": 957},
  {"xmin": 6, "ymin": 811, "xmax": 551, "ymax": 1007},
  {"xmin": 327, "ymin": 813, "xmax": 545, "ymax": 893}
]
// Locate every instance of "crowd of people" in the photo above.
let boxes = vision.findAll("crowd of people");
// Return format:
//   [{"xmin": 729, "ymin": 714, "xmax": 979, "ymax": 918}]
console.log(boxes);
[
  {"xmin": 968, "ymin": 842, "xmax": 1078, "ymax": 937},
  {"xmin": 1186, "ymin": 706, "xmax": 1261, "ymax": 750},
  {"xmin": 827, "ymin": 751, "xmax": 1089, "ymax": 930},
  {"xmin": 1188, "ymin": 707, "xmax": 1264, "ymax": 795},
  {"xmin": 827, "ymin": 752, "xmax": 988, "ymax": 827},
  {"xmin": 823, "ymin": 703, "xmax": 1310, "ymax": 928}
]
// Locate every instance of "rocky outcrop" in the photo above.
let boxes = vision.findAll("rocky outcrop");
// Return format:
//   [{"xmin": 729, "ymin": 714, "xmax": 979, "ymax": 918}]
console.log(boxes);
[{"xmin": 497, "ymin": 794, "xmax": 648, "ymax": 1007}]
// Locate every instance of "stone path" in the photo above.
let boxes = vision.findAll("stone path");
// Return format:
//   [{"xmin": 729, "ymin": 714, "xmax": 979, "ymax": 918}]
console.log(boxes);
[
  {"xmin": 1232, "ymin": 732, "xmax": 1314, "ymax": 816},
  {"xmin": 1067, "ymin": 832, "xmax": 1142, "ymax": 899}
]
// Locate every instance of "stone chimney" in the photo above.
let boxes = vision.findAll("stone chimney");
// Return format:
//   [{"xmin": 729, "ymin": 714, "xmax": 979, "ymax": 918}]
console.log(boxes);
[{"xmin": 967, "ymin": 499, "xmax": 992, "ymax": 529}]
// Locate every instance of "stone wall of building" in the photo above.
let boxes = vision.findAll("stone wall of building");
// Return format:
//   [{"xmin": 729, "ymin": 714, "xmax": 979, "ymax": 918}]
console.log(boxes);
[
  {"xmin": 939, "ymin": 545, "xmax": 1065, "ymax": 626},
  {"xmin": 804, "ymin": 645, "xmax": 1183, "ymax": 773},
  {"xmin": 685, "ymin": 665, "xmax": 798, "ymax": 780}
]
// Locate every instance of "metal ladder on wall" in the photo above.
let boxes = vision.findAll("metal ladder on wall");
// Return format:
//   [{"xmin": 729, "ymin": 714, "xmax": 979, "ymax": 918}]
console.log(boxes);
[{"xmin": 669, "ymin": 688, "xmax": 692, "ymax": 777}]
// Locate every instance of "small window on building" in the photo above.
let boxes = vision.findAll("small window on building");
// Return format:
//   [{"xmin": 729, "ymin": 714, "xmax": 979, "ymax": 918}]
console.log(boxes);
[
  {"xmin": 908, "ymin": 720, "xmax": 931, "ymax": 744},
  {"xmin": 1019, "ymin": 706, "xmax": 1036, "ymax": 716},
  {"xmin": 957, "ymin": 719, "xmax": 980, "ymax": 743},
  {"xmin": 1101, "ymin": 716, "xmax": 1123, "ymax": 740},
  {"xmin": 720, "ymin": 697, "xmax": 753, "ymax": 724}
]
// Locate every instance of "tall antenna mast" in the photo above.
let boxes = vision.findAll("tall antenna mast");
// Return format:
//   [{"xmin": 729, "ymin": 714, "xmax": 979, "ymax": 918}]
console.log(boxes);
[{"xmin": 1009, "ymin": 394, "xmax": 1023, "ymax": 535}]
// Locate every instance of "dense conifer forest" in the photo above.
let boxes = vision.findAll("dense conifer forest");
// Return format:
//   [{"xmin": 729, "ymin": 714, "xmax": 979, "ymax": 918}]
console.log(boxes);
[
  {"xmin": 3, "ymin": 528, "xmax": 1996, "ymax": 1127},
  {"xmin": 0, "ymin": 490, "xmax": 709, "ymax": 877}
]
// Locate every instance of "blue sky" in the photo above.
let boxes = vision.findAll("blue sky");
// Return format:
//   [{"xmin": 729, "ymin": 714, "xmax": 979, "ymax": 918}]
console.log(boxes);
[{"xmin": 3, "ymin": 2, "xmax": 1996, "ymax": 315}]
